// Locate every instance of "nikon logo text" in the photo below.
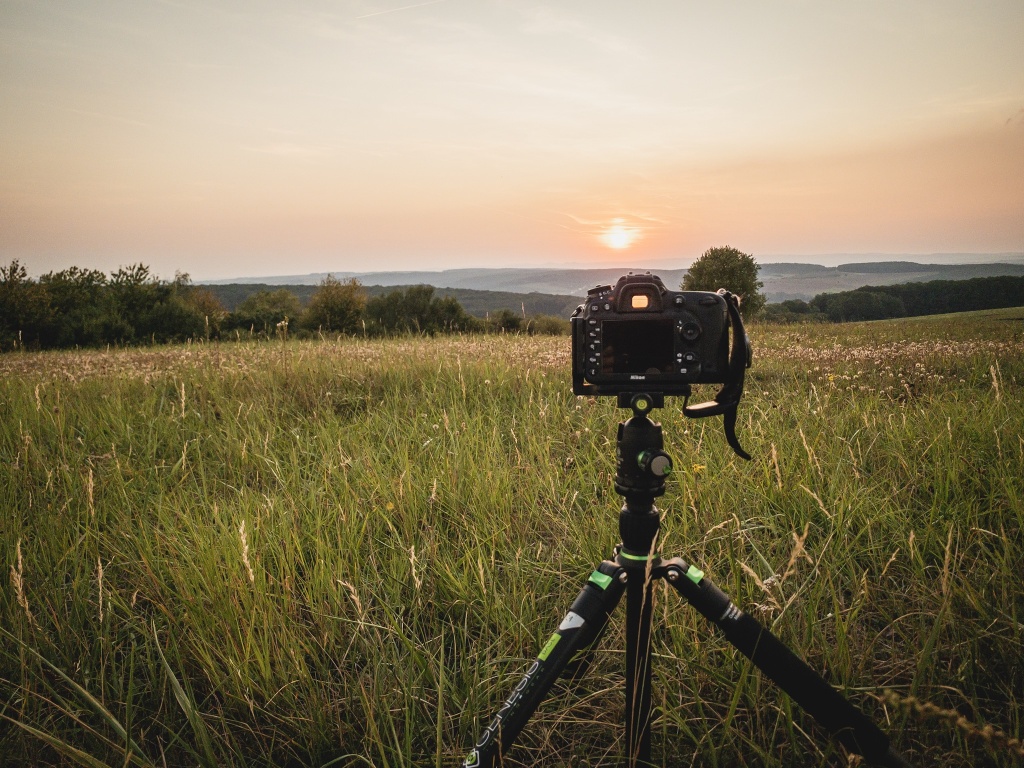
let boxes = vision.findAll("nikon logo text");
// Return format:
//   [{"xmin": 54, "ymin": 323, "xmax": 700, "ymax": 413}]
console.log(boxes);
[{"xmin": 630, "ymin": 375, "xmax": 647, "ymax": 380}]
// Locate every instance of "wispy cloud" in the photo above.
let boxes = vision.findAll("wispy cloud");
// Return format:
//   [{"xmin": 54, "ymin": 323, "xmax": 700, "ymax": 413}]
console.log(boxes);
[
  {"xmin": 49, "ymin": 105, "xmax": 152, "ymax": 128},
  {"xmin": 518, "ymin": 6, "xmax": 645, "ymax": 59},
  {"xmin": 239, "ymin": 142, "xmax": 334, "ymax": 158},
  {"xmin": 356, "ymin": 0, "xmax": 451, "ymax": 20}
]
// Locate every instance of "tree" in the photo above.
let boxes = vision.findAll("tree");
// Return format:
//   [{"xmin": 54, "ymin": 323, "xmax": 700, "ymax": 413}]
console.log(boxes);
[
  {"xmin": 228, "ymin": 289, "xmax": 302, "ymax": 336},
  {"xmin": 38, "ymin": 266, "xmax": 110, "ymax": 347},
  {"xmin": 106, "ymin": 263, "xmax": 158, "ymax": 343},
  {"xmin": 300, "ymin": 276, "xmax": 366, "ymax": 335},
  {"xmin": 365, "ymin": 285, "xmax": 475, "ymax": 335},
  {"xmin": 682, "ymin": 246, "xmax": 766, "ymax": 319},
  {"xmin": 0, "ymin": 260, "xmax": 47, "ymax": 349},
  {"xmin": 486, "ymin": 309, "xmax": 523, "ymax": 333},
  {"xmin": 181, "ymin": 285, "xmax": 227, "ymax": 340}
]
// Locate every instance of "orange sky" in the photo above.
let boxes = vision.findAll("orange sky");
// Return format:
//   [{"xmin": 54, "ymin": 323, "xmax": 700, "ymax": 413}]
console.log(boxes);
[{"xmin": 1, "ymin": 1, "xmax": 1022, "ymax": 279}]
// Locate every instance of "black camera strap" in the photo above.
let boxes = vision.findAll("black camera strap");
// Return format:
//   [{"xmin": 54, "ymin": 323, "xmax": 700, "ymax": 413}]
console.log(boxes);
[{"xmin": 682, "ymin": 289, "xmax": 752, "ymax": 459}]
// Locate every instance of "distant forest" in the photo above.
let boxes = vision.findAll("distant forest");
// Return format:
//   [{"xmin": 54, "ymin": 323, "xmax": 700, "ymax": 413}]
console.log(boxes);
[
  {"xmin": 765, "ymin": 276, "xmax": 1024, "ymax": 323},
  {"xmin": 205, "ymin": 282, "xmax": 582, "ymax": 319},
  {"xmin": 2, "ymin": 259, "xmax": 1024, "ymax": 351}
]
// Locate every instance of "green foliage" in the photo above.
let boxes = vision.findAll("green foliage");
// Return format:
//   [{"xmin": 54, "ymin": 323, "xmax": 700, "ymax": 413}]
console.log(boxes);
[
  {"xmin": 0, "ymin": 260, "xmax": 49, "ymax": 350},
  {"xmin": 485, "ymin": 308, "xmax": 523, "ymax": 333},
  {"xmin": 761, "ymin": 299, "xmax": 826, "ymax": 323},
  {"xmin": 683, "ymin": 246, "xmax": 767, "ymax": 319},
  {"xmin": 811, "ymin": 276, "xmax": 1024, "ymax": 322},
  {"xmin": 299, "ymin": 276, "xmax": 366, "ymax": 335},
  {"xmin": 527, "ymin": 314, "xmax": 571, "ymax": 335},
  {"xmin": 226, "ymin": 288, "xmax": 302, "ymax": 336},
  {"xmin": 0, "ymin": 261, "xmax": 220, "ymax": 349},
  {"xmin": 365, "ymin": 284, "xmax": 478, "ymax": 335},
  {"xmin": 38, "ymin": 266, "xmax": 110, "ymax": 347},
  {"xmin": 811, "ymin": 289, "xmax": 907, "ymax": 322},
  {"xmin": 181, "ymin": 286, "xmax": 228, "ymax": 340},
  {"xmin": 205, "ymin": 283, "xmax": 582, "ymax": 319}
]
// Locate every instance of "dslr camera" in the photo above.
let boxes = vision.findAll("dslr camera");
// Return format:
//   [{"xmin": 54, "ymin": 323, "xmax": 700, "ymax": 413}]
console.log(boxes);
[{"xmin": 571, "ymin": 272, "xmax": 753, "ymax": 458}]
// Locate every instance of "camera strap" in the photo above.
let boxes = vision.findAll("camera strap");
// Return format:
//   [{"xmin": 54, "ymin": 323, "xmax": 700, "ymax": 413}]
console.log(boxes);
[{"xmin": 682, "ymin": 290, "xmax": 752, "ymax": 460}]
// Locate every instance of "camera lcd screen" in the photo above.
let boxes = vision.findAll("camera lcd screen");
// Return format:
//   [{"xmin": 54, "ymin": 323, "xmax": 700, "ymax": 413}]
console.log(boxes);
[{"xmin": 601, "ymin": 319, "xmax": 675, "ymax": 374}]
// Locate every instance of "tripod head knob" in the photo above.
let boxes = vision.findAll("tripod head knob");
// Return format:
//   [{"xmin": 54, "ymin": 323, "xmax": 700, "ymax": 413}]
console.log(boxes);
[{"xmin": 637, "ymin": 449, "xmax": 672, "ymax": 478}]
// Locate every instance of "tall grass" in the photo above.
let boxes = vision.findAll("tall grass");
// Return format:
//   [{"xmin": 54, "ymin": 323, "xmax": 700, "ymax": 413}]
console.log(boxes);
[{"xmin": 1, "ymin": 311, "xmax": 1022, "ymax": 767}]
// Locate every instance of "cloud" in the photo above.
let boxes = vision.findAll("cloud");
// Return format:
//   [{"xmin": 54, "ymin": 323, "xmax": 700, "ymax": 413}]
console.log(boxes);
[
  {"xmin": 356, "ymin": 0, "xmax": 452, "ymax": 20},
  {"xmin": 239, "ymin": 142, "xmax": 334, "ymax": 158},
  {"xmin": 518, "ymin": 6, "xmax": 643, "ymax": 58}
]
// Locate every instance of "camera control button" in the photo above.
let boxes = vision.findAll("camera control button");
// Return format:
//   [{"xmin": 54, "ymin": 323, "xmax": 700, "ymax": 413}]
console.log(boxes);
[
  {"xmin": 590, "ymin": 304, "xmax": 600, "ymax": 311},
  {"xmin": 683, "ymin": 352, "xmax": 698, "ymax": 362}
]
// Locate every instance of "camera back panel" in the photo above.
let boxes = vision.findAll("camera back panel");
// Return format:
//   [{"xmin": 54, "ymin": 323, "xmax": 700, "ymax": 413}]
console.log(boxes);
[{"xmin": 571, "ymin": 274, "xmax": 730, "ymax": 396}]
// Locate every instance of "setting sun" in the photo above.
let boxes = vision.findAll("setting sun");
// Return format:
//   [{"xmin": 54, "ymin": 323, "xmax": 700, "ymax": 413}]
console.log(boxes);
[{"xmin": 600, "ymin": 220, "xmax": 641, "ymax": 250}]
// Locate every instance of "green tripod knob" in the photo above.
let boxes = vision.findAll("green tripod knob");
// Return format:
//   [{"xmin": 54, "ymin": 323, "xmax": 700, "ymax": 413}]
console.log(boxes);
[{"xmin": 637, "ymin": 449, "xmax": 672, "ymax": 478}]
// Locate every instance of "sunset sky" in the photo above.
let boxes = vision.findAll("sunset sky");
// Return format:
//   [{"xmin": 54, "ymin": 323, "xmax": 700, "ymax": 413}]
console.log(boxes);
[{"xmin": 2, "ymin": 1, "xmax": 1022, "ymax": 280}]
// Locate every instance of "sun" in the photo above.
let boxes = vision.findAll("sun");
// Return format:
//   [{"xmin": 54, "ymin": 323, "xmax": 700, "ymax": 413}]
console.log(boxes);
[{"xmin": 600, "ymin": 219, "xmax": 640, "ymax": 250}]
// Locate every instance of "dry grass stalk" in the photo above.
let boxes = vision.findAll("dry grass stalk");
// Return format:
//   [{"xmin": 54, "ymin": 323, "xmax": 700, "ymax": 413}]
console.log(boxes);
[
  {"xmin": 409, "ymin": 545, "xmax": 423, "ymax": 592},
  {"xmin": 87, "ymin": 467, "xmax": 95, "ymax": 518},
  {"xmin": 770, "ymin": 442, "xmax": 782, "ymax": 490},
  {"xmin": 338, "ymin": 579, "xmax": 364, "ymax": 620},
  {"xmin": 781, "ymin": 523, "xmax": 813, "ymax": 582},
  {"xmin": 239, "ymin": 520, "xmax": 255, "ymax": 584},
  {"xmin": 10, "ymin": 539, "xmax": 35, "ymax": 627},
  {"xmin": 97, "ymin": 556, "xmax": 104, "ymax": 623},
  {"xmin": 799, "ymin": 484, "xmax": 833, "ymax": 519}
]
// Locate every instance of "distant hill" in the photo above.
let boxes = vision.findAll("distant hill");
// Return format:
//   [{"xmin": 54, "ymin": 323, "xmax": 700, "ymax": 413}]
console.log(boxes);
[
  {"xmin": 205, "ymin": 267, "xmax": 688, "ymax": 298},
  {"xmin": 759, "ymin": 261, "xmax": 1024, "ymax": 301},
  {"xmin": 201, "ymin": 255, "xmax": 1024, "ymax": 304}
]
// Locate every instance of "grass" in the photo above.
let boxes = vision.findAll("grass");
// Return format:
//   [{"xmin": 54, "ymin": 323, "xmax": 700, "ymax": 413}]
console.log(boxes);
[{"xmin": 1, "ymin": 314, "xmax": 1022, "ymax": 767}]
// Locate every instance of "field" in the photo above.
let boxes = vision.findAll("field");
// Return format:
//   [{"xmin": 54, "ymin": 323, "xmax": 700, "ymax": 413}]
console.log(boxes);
[{"xmin": 2, "ymin": 309, "xmax": 1023, "ymax": 767}]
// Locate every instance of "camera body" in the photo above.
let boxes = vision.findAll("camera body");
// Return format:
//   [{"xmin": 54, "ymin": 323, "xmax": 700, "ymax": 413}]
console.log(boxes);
[{"xmin": 572, "ymin": 272, "xmax": 731, "ymax": 396}]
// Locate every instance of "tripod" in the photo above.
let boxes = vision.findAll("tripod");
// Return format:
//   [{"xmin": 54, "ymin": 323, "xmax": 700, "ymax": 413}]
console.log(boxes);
[{"xmin": 464, "ymin": 393, "xmax": 910, "ymax": 768}]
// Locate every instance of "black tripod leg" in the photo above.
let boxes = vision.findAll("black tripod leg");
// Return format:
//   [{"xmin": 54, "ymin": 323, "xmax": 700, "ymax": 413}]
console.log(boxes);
[
  {"xmin": 662, "ymin": 558, "xmax": 912, "ymax": 768},
  {"xmin": 463, "ymin": 562, "xmax": 626, "ymax": 768},
  {"xmin": 624, "ymin": 562, "xmax": 656, "ymax": 768}
]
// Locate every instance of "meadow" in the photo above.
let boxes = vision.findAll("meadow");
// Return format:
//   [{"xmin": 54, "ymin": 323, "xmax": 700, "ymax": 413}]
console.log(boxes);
[{"xmin": 2, "ymin": 309, "xmax": 1023, "ymax": 767}]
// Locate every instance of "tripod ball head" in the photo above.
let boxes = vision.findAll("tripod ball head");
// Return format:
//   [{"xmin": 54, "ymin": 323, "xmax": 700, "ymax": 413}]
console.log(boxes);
[{"xmin": 614, "ymin": 397, "xmax": 671, "ymax": 501}]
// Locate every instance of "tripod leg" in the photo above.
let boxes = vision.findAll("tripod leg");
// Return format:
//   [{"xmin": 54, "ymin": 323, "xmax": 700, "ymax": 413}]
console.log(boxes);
[
  {"xmin": 662, "ymin": 558, "xmax": 911, "ymax": 768},
  {"xmin": 624, "ymin": 559, "xmax": 655, "ymax": 768},
  {"xmin": 463, "ymin": 562, "xmax": 625, "ymax": 768}
]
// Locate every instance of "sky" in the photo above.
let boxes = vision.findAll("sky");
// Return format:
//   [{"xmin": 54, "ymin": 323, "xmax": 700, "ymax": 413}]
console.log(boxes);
[{"xmin": 1, "ymin": 1, "xmax": 1022, "ymax": 281}]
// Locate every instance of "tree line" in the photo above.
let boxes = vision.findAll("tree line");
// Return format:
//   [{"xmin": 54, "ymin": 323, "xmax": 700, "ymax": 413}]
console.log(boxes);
[
  {"xmin": 0, "ymin": 261, "xmax": 570, "ymax": 352},
  {"xmin": 763, "ymin": 276, "xmax": 1024, "ymax": 323},
  {"xmin": 6, "ymin": 254, "xmax": 1021, "ymax": 351}
]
